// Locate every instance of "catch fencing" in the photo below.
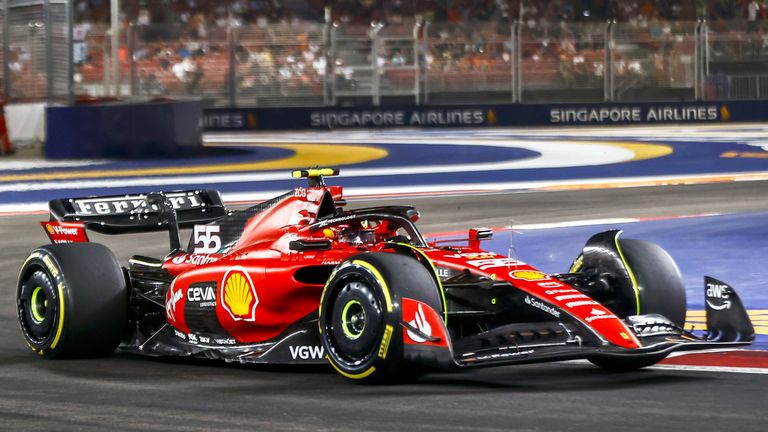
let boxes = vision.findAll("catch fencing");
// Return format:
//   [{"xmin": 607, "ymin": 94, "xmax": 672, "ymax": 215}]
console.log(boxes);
[{"xmin": 3, "ymin": 11, "xmax": 768, "ymax": 106}]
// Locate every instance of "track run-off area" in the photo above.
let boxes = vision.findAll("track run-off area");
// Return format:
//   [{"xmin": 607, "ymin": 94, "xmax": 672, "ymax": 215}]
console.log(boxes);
[{"xmin": 2, "ymin": 124, "xmax": 768, "ymax": 431}]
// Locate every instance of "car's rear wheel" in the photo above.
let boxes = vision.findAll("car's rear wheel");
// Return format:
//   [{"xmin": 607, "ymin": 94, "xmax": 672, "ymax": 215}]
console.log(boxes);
[
  {"xmin": 17, "ymin": 243, "xmax": 128, "ymax": 358},
  {"xmin": 319, "ymin": 252, "xmax": 442, "ymax": 384}
]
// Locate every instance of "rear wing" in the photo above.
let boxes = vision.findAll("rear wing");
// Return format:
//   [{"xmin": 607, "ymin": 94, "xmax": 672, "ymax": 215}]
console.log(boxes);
[{"xmin": 48, "ymin": 189, "xmax": 227, "ymax": 234}]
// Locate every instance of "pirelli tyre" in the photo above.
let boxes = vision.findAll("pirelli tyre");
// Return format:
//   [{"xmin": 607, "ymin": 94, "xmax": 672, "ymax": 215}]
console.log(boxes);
[
  {"xmin": 319, "ymin": 252, "xmax": 443, "ymax": 384},
  {"xmin": 583, "ymin": 238, "xmax": 686, "ymax": 371},
  {"xmin": 17, "ymin": 243, "xmax": 128, "ymax": 359}
]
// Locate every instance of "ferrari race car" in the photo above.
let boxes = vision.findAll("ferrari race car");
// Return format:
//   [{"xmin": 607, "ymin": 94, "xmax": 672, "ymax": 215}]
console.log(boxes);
[{"xmin": 17, "ymin": 168, "xmax": 755, "ymax": 383}]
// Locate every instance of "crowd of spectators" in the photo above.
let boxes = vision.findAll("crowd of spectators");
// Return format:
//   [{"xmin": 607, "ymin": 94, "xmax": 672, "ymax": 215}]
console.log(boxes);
[{"xmin": 61, "ymin": 1, "xmax": 768, "ymax": 101}]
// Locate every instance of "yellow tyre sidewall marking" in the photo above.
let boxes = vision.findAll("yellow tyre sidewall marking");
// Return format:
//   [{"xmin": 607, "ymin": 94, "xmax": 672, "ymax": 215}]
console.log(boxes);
[
  {"xmin": 20, "ymin": 251, "xmax": 66, "ymax": 352},
  {"xmin": 50, "ymin": 281, "xmax": 66, "ymax": 349},
  {"xmin": 613, "ymin": 231, "xmax": 641, "ymax": 315},
  {"xmin": 351, "ymin": 260, "xmax": 393, "ymax": 313},
  {"xmin": 394, "ymin": 242, "xmax": 448, "ymax": 325}
]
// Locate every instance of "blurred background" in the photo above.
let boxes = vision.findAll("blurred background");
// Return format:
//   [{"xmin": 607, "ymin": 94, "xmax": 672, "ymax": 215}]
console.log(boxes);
[{"xmin": 0, "ymin": 0, "xmax": 766, "ymax": 152}]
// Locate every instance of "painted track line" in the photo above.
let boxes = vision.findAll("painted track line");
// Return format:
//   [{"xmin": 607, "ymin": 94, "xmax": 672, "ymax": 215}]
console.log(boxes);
[{"xmin": 649, "ymin": 364, "xmax": 768, "ymax": 374}]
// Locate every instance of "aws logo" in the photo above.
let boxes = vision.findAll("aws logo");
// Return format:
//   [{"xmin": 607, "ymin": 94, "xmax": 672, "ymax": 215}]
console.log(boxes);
[{"xmin": 221, "ymin": 267, "xmax": 259, "ymax": 321}]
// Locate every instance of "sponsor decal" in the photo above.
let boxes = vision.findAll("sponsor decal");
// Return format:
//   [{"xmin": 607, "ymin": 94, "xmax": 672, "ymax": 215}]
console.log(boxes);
[
  {"xmin": 214, "ymin": 337, "xmax": 237, "ymax": 345},
  {"xmin": 188, "ymin": 333, "xmax": 198, "ymax": 344},
  {"xmin": 550, "ymin": 105, "xmax": 720, "ymax": 124},
  {"xmin": 41, "ymin": 222, "xmax": 89, "ymax": 244},
  {"xmin": 221, "ymin": 267, "xmax": 259, "ymax": 321},
  {"xmin": 187, "ymin": 284, "xmax": 217, "ymax": 308},
  {"xmin": 166, "ymin": 284, "xmax": 183, "ymax": 322},
  {"xmin": 444, "ymin": 252, "xmax": 498, "ymax": 260},
  {"xmin": 174, "ymin": 329, "xmax": 186, "ymax": 340},
  {"xmin": 436, "ymin": 267, "xmax": 452, "ymax": 279},
  {"xmin": 706, "ymin": 282, "xmax": 732, "ymax": 310},
  {"xmin": 310, "ymin": 108, "xmax": 486, "ymax": 129},
  {"xmin": 538, "ymin": 281, "xmax": 564, "ymax": 289},
  {"xmin": 193, "ymin": 225, "xmax": 222, "ymax": 254},
  {"xmin": 406, "ymin": 303, "xmax": 433, "ymax": 343},
  {"xmin": 585, "ymin": 308, "xmax": 614, "ymax": 323},
  {"xmin": 42, "ymin": 255, "xmax": 59, "ymax": 277},
  {"xmin": 524, "ymin": 296, "xmax": 561, "ymax": 318},
  {"xmin": 474, "ymin": 349, "xmax": 534, "ymax": 362},
  {"xmin": 171, "ymin": 253, "xmax": 219, "ymax": 266},
  {"xmin": 545, "ymin": 288, "xmax": 579, "ymax": 295},
  {"xmin": 378, "ymin": 324, "xmax": 394, "ymax": 359},
  {"xmin": 289, "ymin": 345, "xmax": 325, "ymax": 360},
  {"xmin": 509, "ymin": 270, "xmax": 549, "ymax": 281},
  {"xmin": 202, "ymin": 111, "xmax": 249, "ymax": 129},
  {"xmin": 466, "ymin": 258, "xmax": 520, "ymax": 270},
  {"xmin": 565, "ymin": 300, "xmax": 600, "ymax": 308},
  {"xmin": 72, "ymin": 192, "xmax": 204, "ymax": 216},
  {"xmin": 554, "ymin": 293, "xmax": 590, "ymax": 301}
]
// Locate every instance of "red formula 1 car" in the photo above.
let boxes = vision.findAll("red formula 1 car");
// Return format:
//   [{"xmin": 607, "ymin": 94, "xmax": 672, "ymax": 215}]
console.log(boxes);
[{"xmin": 17, "ymin": 169, "xmax": 754, "ymax": 383}]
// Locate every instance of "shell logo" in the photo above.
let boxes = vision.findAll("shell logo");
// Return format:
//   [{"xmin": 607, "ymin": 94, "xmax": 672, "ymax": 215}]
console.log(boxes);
[
  {"xmin": 221, "ymin": 267, "xmax": 258, "ymax": 321},
  {"xmin": 45, "ymin": 224, "xmax": 55, "ymax": 234},
  {"xmin": 508, "ymin": 270, "xmax": 548, "ymax": 281}
]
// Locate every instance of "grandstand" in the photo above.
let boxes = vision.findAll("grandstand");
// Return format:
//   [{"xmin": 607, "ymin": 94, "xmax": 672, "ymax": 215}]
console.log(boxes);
[{"xmin": 3, "ymin": 1, "xmax": 768, "ymax": 108}]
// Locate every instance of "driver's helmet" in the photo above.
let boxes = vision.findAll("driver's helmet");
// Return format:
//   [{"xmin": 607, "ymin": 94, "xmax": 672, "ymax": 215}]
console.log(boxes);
[{"xmin": 340, "ymin": 228, "xmax": 375, "ymax": 246}]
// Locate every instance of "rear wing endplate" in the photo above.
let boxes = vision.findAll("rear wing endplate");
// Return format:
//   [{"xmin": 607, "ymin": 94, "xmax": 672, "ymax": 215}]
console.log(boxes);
[{"xmin": 48, "ymin": 189, "xmax": 227, "ymax": 234}]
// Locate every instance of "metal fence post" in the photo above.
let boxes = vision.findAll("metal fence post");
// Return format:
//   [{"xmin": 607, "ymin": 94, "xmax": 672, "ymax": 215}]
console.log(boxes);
[
  {"xmin": 322, "ymin": 17, "xmax": 331, "ymax": 105},
  {"xmin": 330, "ymin": 24, "xmax": 337, "ymax": 106},
  {"xmin": 694, "ymin": 19, "xmax": 700, "ymax": 100},
  {"xmin": 603, "ymin": 20, "xmax": 612, "ymax": 102},
  {"xmin": 67, "ymin": 0, "xmax": 73, "ymax": 105},
  {"xmin": 413, "ymin": 19, "xmax": 421, "ymax": 105},
  {"xmin": 110, "ymin": 0, "xmax": 119, "ymax": 96},
  {"xmin": 511, "ymin": 21, "xmax": 517, "ymax": 103},
  {"xmin": 703, "ymin": 19, "xmax": 710, "ymax": 98},
  {"xmin": 128, "ymin": 23, "xmax": 136, "ymax": 97},
  {"xmin": 44, "ymin": 0, "xmax": 52, "ymax": 102},
  {"xmin": 423, "ymin": 21, "xmax": 429, "ymax": 104},
  {"xmin": 2, "ymin": 0, "xmax": 8, "ymax": 98},
  {"xmin": 371, "ymin": 22, "xmax": 382, "ymax": 106},
  {"xmin": 516, "ymin": 19, "xmax": 522, "ymax": 103},
  {"xmin": 227, "ymin": 25, "xmax": 236, "ymax": 107}
]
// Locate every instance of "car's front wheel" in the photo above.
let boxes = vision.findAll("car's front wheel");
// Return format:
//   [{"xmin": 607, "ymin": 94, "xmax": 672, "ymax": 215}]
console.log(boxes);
[{"xmin": 319, "ymin": 252, "xmax": 442, "ymax": 384}]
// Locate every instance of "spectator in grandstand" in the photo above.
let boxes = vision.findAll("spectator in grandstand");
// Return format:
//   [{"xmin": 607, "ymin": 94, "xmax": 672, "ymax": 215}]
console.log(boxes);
[
  {"xmin": 172, "ymin": 55, "xmax": 204, "ymax": 94},
  {"xmin": 747, "ymin": 0, "xmax": 763, "ymax": 55},
  {"xmin": 139, "ymin": 70, "xmax": 166, "ymax": 95},
  {"xmin": 748, "ymin": 0, "xmax": 761, "ymax": 32}
]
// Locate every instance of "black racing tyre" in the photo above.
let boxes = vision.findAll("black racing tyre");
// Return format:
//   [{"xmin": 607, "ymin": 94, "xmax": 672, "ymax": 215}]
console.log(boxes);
[
  {"xmin": 617, "ymin": 238, "xmax": 686, "ymax": 326},
  {"xmin": 587, "ymin": 238, "xmax": 686, "ymax": 371},
  {"xmin": 17, "ymin": 243, "xmax": 128, "ymax": 359},
  {"xmin": 319, "ymin": 252, "xmax": 443, "ymax": 384}
]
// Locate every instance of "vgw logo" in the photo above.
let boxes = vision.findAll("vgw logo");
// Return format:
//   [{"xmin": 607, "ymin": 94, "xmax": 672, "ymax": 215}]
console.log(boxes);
[{"xmin": 289, "ymin": 345, "xmax": 324, "ymax": 360}]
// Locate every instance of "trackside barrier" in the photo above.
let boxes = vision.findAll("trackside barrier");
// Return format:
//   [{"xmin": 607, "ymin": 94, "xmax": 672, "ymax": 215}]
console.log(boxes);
[
  {"xmin": 46, "ymin": 100, "xmax": 203, "ymax": 158},
  {"xmin": 202, "ymin": 100, "xmax": 767, "ymax": 131}
]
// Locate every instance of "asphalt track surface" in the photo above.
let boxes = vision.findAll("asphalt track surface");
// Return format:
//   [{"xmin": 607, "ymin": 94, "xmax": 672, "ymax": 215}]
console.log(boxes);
[{"xmin": 2, "ymin": 182, "xmax": 768, "ymax": 431}]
